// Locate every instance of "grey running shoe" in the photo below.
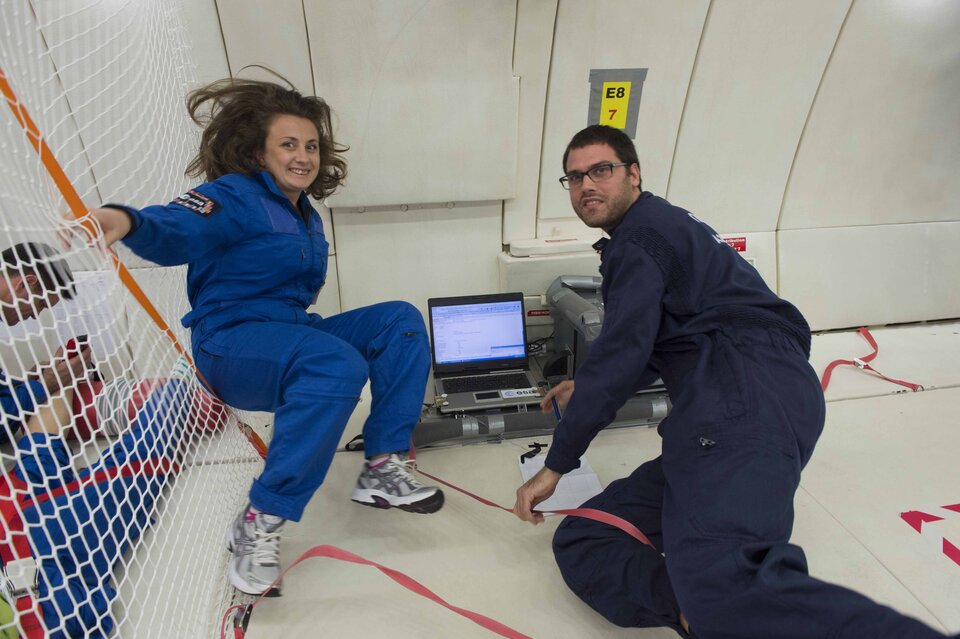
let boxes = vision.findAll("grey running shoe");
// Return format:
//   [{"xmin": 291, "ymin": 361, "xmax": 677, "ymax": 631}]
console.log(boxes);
[
  {"xmin": 225, "ymin": 504, "xmax": 284, "ymax": 596},
  {"xmin": 351, "ymin": 454, "xmax": 444, "ymax": 514}
]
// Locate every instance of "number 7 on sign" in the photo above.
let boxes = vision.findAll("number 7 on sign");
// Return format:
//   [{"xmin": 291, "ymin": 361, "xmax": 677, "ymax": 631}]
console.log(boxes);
[{"xmin": 600, "ymin": 81, "xmax": 630, "ymax": 129}]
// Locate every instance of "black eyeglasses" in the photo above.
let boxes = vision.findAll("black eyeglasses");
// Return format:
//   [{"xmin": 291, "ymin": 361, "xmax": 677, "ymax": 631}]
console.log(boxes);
[{"xmin": 559, "ymin": 162, "xmax": 631, "ymax": 190}]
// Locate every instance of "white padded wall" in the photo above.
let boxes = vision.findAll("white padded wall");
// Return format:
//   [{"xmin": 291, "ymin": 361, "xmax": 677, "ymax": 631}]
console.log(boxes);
[
  {"xmin": 780, "ymin": 222, "xmax": 960, "ymax": 331},
  {"xmin": 333, "ymin": 203, "xmax": 503, "ymax": 317},
  {"xmin": 308, "ymin": 0, "xmax": 519, "ymax": 208},
  {"xmin": 667, "ymin": 0, "xmax": 849, "ymax": 233},
  {"xmin": 178, "ymin": 0, "xmax": 230, "ymax": 85},
  {"xmin": 216, "ymin": 0, "xmax": 314, "ymax": 94},
  {"xmin": 779, "ymin": 0, "xmax": 960, "ymax": 328},
  {"xmin": 503, "ymin": 0, "xmax": 559, "ymax": 244},
  {"xmin": 781, "ymin": 0, "xmax": 960, "ymax": 229},
  {"xmin": 538, "ymin": 0, "xmax": 708, "ymax": 232}
]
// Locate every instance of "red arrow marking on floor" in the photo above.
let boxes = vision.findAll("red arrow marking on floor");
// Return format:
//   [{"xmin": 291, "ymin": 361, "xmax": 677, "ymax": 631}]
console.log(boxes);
[
  {"xmin": 941, "ymin": 503, "xmax": 960, "ymax": 515},
  {"xmin": 900, "ymin": 511, "xmax": 944, "ymax": 534},
  {"xmin": 943, "ymin": 539, "xmax": 960, "ymax": 567}
]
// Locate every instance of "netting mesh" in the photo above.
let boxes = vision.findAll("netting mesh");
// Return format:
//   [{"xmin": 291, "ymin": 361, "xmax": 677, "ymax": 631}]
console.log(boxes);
[{"xmin": 1, "ymin": 1, "xmax": 263, "ymax": 637}]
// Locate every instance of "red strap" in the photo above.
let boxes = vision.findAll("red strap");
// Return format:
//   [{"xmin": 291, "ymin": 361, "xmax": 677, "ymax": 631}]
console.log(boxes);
[
  {"xmin": 414, "ymin": 467, "xmax": 654, "ymax": 548},
  {"xmin": 820, "ymin": 327, "xmax": 923, "ymax": 392},
  {"xmin": 220, "ymin": 545, "xmax": 534, "ymax": 639},
  {"xmin": 219, "ymin": 459, "xmax": 656, "ymax": 637}
]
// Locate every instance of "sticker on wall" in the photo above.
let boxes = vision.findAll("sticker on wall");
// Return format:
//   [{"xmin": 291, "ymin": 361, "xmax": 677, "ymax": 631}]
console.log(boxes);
[{"xmin": 588, "ymin": 68, "xmax": 648, "ymax": 138}]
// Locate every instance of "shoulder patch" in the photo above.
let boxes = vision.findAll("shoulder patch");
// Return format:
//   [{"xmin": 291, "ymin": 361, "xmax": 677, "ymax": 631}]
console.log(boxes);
[{"xmin": 171, "ymin": 190, "xmax": 220, "ymax": 217}]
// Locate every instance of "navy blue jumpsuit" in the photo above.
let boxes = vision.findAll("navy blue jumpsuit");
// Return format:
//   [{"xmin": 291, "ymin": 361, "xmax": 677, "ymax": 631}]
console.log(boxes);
[
  {"xmin": 548, "ymin": 193, "xmax": 946, "ymax": 638},
  {"xmin": 118, "ymin": 171, "xmax": 430, "ymax": 521}
]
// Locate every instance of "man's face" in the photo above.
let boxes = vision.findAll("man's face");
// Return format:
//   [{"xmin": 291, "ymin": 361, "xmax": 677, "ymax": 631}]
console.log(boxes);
[
  {"xmin": 0, "ymin": 274, "xmax": 57, "ymax": 326},
  {"xmin": 565, "ymin": 143, "xmax": 641, "ymax": 233}
]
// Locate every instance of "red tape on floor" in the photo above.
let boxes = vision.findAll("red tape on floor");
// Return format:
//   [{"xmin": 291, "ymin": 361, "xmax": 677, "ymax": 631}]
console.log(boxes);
[{"xmin": 900, "ymin": 503, "xmax": 960, "ymax": 568}]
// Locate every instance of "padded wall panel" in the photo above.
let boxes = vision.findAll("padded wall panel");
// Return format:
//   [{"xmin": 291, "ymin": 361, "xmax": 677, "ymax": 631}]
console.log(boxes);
[
  {"xmin": 718, "ymin": 231, "xmax": 777, "ymax": 293},
  {"xmin": 538, "ymin": 0, "xmax": 709, "ymax": 224},
  {"xmin": 332, "ymin": 202, "xmax": 503, "ymax": 317},
  {"xmin": 781, "ymin": 0, "xmax": 960, "ymax": 229},
  {"xmin": 216, "ymin": 0, "xmax": 314, "ymax": 94},
  {"xmin": 308, "ymin": 1, "xmax": 519, "ymax": 207},
  {"xmin": 779, "ymin": 222, "xmax": 960, "ymax": 331},
  {"xmin": 667, "ymin": 0, "xmax": 849, "ymax": 233},
  {"xmin": 27, "ymin": 2, "xmax": 201, "ymax": 270},
  {"xmin": 179, "ymin": 0, "xmax": 231, "ymax": 85},
  {"xmin": 503, "ymin": 0, "xmax": 559, "ymax": 244},
  {"xmin": 498, "ymin": 251, "xmax": 601, "ymax": 297}
]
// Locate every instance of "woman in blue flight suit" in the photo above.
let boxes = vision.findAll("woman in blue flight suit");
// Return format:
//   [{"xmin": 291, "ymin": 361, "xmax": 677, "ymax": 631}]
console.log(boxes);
[{"xmin": 88, "ymin": 79, "xmax": 442, "ymax": 597}]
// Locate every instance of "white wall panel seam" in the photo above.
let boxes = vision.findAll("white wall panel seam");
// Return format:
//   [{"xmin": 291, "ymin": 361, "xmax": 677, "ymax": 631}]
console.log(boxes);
[
  {"xmin": 772, "ymin": 0, "xmax": 853, "ymax": 296},
  {"xmin": 774, "ymin": 0, "xmax": 854, "ymax": 234},
  {"xmin": 213, "ymin": 1, "xmax": 233, "ymax": 77},
  {"xmin": 300, "ymin": 0, "xmax": 316, "ymax": 96},
  {"xmin": 506, "ymin": 0, "xmax": 559, "ymax": 243},
  {"xmin": 664, "ymin": 0, "xmax": 712, "ymax": 200}
]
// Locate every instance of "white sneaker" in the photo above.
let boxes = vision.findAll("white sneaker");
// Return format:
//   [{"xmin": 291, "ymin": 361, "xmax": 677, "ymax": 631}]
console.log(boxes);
[
  {"xmin": 351, "ymin": 454, "xmax": 444, "ymax": 514},
  {"xmin": 225, "ymin": 504, "xmax": 284, "ymax": 596}
]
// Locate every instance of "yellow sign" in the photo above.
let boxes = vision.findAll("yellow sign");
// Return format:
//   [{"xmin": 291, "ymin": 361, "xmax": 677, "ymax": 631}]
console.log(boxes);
[{"xmin": 599, "ymin": 82, "xmax": 631, "ymax": 129}]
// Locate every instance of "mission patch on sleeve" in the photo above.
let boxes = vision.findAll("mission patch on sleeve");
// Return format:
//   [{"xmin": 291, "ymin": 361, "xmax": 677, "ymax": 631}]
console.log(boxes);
[{"xmin": 171, "ymin": 190, "xmax": 221, "ymax": 217}]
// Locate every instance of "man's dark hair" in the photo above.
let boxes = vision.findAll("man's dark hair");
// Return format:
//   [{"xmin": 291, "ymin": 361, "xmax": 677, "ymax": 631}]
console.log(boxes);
[
  {"xmin": 562, "ymin": 125, "xmax": 642, "ymax": 189},
  {"xmin": 0, "ymin": 242, "xmax": 75, "ymax": 300}
]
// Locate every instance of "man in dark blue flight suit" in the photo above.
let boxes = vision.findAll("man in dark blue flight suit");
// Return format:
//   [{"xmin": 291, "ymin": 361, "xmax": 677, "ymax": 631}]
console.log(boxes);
[{"xmin": 513, "ymin": 125, "xmax": 952, "ymax": 638}]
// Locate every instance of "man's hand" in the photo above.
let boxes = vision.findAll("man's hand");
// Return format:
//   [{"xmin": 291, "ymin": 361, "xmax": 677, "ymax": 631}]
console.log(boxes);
[
  {"xmin": 34, "ymin": 343, "xmax": 94, "ymax": 394},
  {"xmin": 540, "ymin": 380, "xmax": 574, "ymax": 414},
  {"xmin": 513, "ymin": 466, "xmax": 562, "ymax": 525}
]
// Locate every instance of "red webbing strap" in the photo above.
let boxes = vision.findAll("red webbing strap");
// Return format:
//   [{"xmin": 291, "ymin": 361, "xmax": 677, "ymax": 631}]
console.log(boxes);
[
  {"xmin": 219, "ymin": 451, "xmax": 656, "ymax": 638},
  {"xmin": 409, "ymin": 444, "xmax": 654, "ymax": 547},
  {"xmin": 220, "ymin": 545, "xmax": 534, "ymax": 639},
  {"xmin": 820, "ymin": 327, "xmax": 923, "ymax": 392},
  {"xmin": 414, "ymin": 467, "xmax": 654, "ymax": 548}
]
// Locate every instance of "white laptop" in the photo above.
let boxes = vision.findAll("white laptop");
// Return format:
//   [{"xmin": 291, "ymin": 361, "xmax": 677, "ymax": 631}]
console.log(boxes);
[{"xmin": 427, "ymin": 292, "xmax": 542, "ymax": 414}]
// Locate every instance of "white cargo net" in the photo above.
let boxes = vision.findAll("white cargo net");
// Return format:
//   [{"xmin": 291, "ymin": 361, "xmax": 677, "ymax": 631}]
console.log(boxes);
[{"xmin": 1, "ymin": 1, "xmax": 264, "ymax": 637}]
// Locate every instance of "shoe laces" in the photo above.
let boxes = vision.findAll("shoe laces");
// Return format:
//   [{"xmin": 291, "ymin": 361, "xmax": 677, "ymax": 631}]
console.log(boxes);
[
  {"xmin": 384, "ymin": 455, "xmax": 419, "ymax": 483},
  {"xmin": 252, "ymin": 526, "xmax": 281, "ymax": 566}
]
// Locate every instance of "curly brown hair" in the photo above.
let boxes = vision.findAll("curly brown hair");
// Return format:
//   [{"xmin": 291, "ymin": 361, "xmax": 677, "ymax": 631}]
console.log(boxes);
[{"xmin": 185, "ymin": 78, "xmax": 347, "ymax": 200}]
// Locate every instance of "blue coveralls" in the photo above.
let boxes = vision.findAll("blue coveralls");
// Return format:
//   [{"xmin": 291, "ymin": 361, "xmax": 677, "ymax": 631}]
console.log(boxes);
[
  {"xmin": 118, "ymin": 171, "xmax": 430, "ymax": 521},
  {"xmin": 0, "ymin": 369, "xmax": 46, "ymax": 444},
  {"xmin": 1, "ymin": 379, "xmax": 188, "ymax": 638},
  {"xmin": 548, "ymin": 193, "xmax": 946, "ymax": 638}
]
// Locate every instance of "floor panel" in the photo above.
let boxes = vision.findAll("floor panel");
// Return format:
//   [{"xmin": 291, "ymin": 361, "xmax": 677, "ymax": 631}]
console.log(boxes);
[{"xmin": 244, "ymin": 323, "xmax": 960, "ymax": 637}]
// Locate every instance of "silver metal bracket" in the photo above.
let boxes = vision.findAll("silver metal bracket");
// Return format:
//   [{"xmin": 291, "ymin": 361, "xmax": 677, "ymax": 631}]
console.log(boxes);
[{"xmin": 1, "ymin": 557, "xmax": 38, "ymax": 599}]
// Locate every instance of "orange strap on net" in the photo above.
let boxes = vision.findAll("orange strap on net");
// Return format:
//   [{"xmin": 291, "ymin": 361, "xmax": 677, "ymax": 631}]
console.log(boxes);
[
  {"xmin": 0, "ymin": 67, "xmax": 267, "ymax": 459},
  {"xmin": 820, "ymin": 327, "xmax": 923, "ymax": 392}
]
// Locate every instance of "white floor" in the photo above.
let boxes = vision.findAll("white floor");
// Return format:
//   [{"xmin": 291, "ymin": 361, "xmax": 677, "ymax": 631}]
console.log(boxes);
[{"xmin": 243, "ymin": 321, "xmax": 960, "ymax": 638}]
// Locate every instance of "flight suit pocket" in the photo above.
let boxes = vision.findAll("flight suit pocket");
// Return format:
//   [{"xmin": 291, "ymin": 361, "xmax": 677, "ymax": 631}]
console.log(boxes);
[{"xmin": 262, "ymin": 197, "xmax": 299, "ymax": 234}]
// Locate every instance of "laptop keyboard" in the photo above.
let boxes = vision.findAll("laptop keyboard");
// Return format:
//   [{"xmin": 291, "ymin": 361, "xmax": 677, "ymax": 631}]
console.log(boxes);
[{"xmin": 443, "ymin": 372, "xmax": 532, "ymax": 394}]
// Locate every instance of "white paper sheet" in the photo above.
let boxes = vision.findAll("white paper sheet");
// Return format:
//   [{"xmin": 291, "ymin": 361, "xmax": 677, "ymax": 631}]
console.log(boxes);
[{"xmin": 518, "ymin": 452, "xmax": 603, "ymax": 514}]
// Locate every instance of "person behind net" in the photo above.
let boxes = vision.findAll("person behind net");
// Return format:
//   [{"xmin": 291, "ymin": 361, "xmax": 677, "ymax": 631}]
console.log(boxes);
[
  {"xmin": 511, "ymin": 125, "xmax": 954, "ymax": 639},
  {"xmin": 0, "ymin": 242, "xmax": 193, "ymax": 637},
  {"xmin": 86, "ymin": 78, "xmax": 443, "ymax": 597},
  {"xmin": 0, "ymin": 243, "xmax": 90, "ymax": 446}
]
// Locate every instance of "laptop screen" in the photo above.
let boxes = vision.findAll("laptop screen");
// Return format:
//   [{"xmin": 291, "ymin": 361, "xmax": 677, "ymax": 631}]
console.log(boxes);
[{"xmin": 428, "ymin": 292, "xmax": 529, "ymax": 374}]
